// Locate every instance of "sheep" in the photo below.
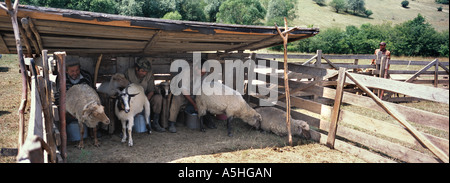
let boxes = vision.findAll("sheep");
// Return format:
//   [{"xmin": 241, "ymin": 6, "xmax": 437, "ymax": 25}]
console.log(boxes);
[
  {"xmin": 254, "ymin": 107, "xmax": 311, "ymax": 139},
  {"xmin": 97, "ymin": 73, "xmax": 130, "ymax": 97},
  {"xmin": 66, "ymin": 84, "xmax": 110, "ymax": 149},
  {"xmin": 195, "ymin": 81, "xmax": 262, "ymax": 137},
  {"xmin": 115, "ymin": 83, "xmax": 151, "ymax": 147}
]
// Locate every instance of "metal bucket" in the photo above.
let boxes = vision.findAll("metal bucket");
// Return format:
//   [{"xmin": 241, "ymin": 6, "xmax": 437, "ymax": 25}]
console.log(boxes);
[
  {"xmin": 67, "ymin": 121, "xmax": 88, "ymax": 142},
  {"xmin": 132, "ymin": 114, "xmax": 148, "ymax": 133},
  {"xmin": 185, "ymin": 111, "xmax": 200, "ymax": 129}
]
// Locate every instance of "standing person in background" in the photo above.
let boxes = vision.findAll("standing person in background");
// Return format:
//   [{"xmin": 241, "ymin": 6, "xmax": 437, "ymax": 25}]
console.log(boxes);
[{"xmin": 371, "ymin": 42, "xmax": 391, "ymax": 99}]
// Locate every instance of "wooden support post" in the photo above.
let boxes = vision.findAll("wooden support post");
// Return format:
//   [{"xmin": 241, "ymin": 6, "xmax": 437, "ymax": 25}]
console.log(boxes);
[
  {"xmin": 21, "ymin": 18, "xmax": 40, "ymax": 55},
  {"xmin": 1, "ymin": 0, "xmax": 28, "ymax": 152},
  {"xmin": 28, "ymin": 18, "xmax": 44, "ymax": 53},
  {"xmin": 41, "ymin": 50, "xmax": 56, "ymax": 163},
  {"xmin": 93, "ymin": 54, "xmax": 103, "ymax": 85},
  {"xmin": 378, "ymin": 56, "xmax": 387, "ymax": 99},
  {"xmin": 314, "ymin": 50, "xmax": 322, "ymax": 101},
  {"xmin": 55, "ymin": 52, "xmax": 67, "ymax": 163},
  {"xmin": 434, "ymin": 59, "xmax": 439, "ymax": 87},
  {"xmin": 275, "ymin": 18, "xmax": 293, "ymax": 146},
  {"xmin": 353, "ymin": 59, "xmax": 359, "ymax": 73},
  {"xmin": 346, "ymin": 72, "xmax": 449, "ymax": 163},
  {"xmin": 326, "ymin": 67, "xmax": 346, "ymax": 148}
]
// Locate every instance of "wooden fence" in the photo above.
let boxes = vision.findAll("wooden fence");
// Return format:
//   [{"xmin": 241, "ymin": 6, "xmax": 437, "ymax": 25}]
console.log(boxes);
[
  {"xmin": 256, "ymin": 50, "xmax": 449, "ymax": 102},
  {"xmin": 248, "ymin": 52, "xmax": 449, "ymax": 163},
  {"xmin": 15, "ymin": 49, "xmax": 449, "ymax": 163}
]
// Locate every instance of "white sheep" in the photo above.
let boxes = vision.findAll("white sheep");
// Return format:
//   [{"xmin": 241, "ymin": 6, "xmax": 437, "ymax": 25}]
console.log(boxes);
[
  {"xmin": 66, "ymin": 84, "xmax": 110, "ymax": 149},
  {"xmin": 195, "ymin": 81, "xmax": 262, "ymax": 137},
  {"xmin": 254, "ymin": 107, "xmax": 311, "ymax": 139},
  {"xmin": 115, "ymin": 83, "xmax": 151, "ymax": 147},
  {"xmin": 97, "ymin": 73, "xmax": 130, "ymax": 97}
]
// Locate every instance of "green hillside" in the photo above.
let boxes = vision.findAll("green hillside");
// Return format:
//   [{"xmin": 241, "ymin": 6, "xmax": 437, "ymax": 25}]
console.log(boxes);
[{"xmin": 292, "ymin": 0, "xmax": 449, "ymax": 32}]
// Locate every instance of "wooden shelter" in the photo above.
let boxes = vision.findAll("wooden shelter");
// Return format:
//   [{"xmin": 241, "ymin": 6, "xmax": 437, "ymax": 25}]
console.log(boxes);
[
  {"xmin": 0, "ymin": 3, "xmax": 319, "ymax": 163},
  {"xmin": 0, "ymin": 4, "xmax": 319, "ymax": 56}
]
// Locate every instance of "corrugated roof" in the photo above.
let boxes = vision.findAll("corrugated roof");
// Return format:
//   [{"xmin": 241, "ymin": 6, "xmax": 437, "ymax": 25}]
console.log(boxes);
[{"xmin": 0, "ymin": 4, "xmax": 319, "ymax": 56}]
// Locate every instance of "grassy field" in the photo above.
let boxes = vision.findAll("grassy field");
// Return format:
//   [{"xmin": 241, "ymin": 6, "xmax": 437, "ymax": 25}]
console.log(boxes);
[
  {"xmin": 292, "ymin": 0, "xmax": 449, "ymax": 32},
  {"xmin": 0, "ymin": 54, "xmax": 30, "ymax": 163}
]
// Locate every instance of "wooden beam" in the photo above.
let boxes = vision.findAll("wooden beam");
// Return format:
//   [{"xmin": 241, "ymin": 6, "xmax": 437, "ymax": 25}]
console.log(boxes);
[
  {"xmin": 346, "ymin": 71, "xmax": 449, "ymax": 163},
  {"xmin": 346, "ymin": 72, "xmax": 449, "ymax": 104},
  {"xmin": 27, "ymin": 18, "xmax": 44, "ymax": 52},
  {"xmin": 143, "ymin": 30, "xmax": 161, "ymax": 53},
  {"xmin": 21, "ymin": 17, "xmax": 40, "ymax": 55},
  {"xmin": 225, "ymin": 35, "xmax": 279, "ymax": 53},
  {"xmin": 405, "ymin": 59, "xmax": 438, "ymax": 83},
  {"xmin": 326, "ymin": 67, "xmax": 346, "ymax": 148}
]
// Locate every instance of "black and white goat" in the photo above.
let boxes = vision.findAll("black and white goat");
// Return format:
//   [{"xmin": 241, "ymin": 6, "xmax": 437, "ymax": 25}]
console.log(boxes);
[{"xmin": 115, "ymin": 83, "xmax": 151, "ymax": 147}]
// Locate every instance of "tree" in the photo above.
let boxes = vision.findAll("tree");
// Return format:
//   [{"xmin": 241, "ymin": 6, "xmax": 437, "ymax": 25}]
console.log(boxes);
[
  {"xmin": 216, "ymin": 0, "xmax": 266, "ymax": 25},
  {"xmin": 204, "ymin": 0, "xmax": 225, "ymax": 22},
  {"xmin": 329, "ymin": 0, "xmax": 347, "ymax": 13},
  {"xmin": 21, "ymin": 0, "xmax": 119, "ymax": 14},
  {"xmin": 391, "ymin": 14, "xmax": 441, "ymax": 56},
  {"xmin": 175, "ymin": 0, "xmax": 207, "ymax": 22},
  {"xmin": 117, "ymin": 0, "xmax": 144, "ymax": 16},
  {"xmin": 313, "ymin": 0, "xmax": 326, "ymax": 6},
  {"xmin": 162, "ymin": 11, "xmax": 183, "ymax": 20},
  {"xmin": 142, "ymin": 0, "xmax": 177, "ymax": 18},
  {"xmin": 265, "ymin": 0, "xmax": 296, "ymax": 25},
  {"xmin": 401, "ymin": 0, "xmax": 409, "ymax": 8},
  {"xmin": 364, "ymin": 9, "xmax": 373, "ymax": 17},
  {"xmin": 347, "ymin": 0, "xmax": 365, "ymax": 14}
]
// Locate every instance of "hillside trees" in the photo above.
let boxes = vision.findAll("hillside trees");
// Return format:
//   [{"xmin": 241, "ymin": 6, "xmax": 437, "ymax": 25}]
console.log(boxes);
[
  {"xmin": 283, "ymin": 14, "xmax": 449, "ymax": 57},
  {"xmin": 216, "ymin": 0, "xmax": 266, "ymax": 25},
  {"xmin": 265, "ymin": 0, "xmax": 297, "ymax": 26},
  {"xmin": 329, "ymin": 0, "xmax": 346, "ymax": 13}
]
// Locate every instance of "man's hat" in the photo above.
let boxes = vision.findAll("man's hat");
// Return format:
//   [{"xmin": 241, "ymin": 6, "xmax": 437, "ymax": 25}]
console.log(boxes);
[{"xmin": 136, "ymin": 57, "xmax": 152, "ymax": 72}]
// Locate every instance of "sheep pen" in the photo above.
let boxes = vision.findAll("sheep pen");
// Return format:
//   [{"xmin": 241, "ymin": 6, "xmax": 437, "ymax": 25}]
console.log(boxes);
[{"xmin": 0, "ymin": 55, "xmax": 368, "ymax": 163}]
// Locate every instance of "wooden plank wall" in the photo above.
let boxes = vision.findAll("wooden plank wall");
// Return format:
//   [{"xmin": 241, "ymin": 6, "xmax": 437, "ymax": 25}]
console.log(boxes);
[{"xmin": 249, "ymin": 60, "xmax": 449, "ymax": 163}]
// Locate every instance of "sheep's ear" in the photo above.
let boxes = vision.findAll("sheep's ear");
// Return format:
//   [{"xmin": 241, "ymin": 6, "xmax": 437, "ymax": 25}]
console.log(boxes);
[
  {"xmin": 129, "ymin": 93, "xmax": 139, "ymax": 97},
  {"xmin": 82, "ymin": 106, "xmax": 93, "ymax": 119}
]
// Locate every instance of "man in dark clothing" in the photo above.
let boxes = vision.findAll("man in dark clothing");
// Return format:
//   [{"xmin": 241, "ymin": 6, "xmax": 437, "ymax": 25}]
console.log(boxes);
[{"xmin": 55, "ymin": 60, "xmax": 94, "ymax": 103}]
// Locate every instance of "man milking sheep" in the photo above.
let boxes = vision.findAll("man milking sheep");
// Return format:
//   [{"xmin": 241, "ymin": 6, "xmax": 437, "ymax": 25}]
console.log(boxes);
[{"xmin": 124, "ymin": 57, "xmax": 165, "ymax": 132}]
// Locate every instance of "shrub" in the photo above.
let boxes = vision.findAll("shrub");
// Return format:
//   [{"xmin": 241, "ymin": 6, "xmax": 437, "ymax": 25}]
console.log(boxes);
[{"xmin": 401, "ymin": 0, "xmax": 409, "ymax": 8}]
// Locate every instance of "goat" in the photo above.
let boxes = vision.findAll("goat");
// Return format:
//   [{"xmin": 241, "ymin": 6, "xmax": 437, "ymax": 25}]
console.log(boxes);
[
  {"xmin": 115, "ymin": 83, "xmax": 151, "ymax": 147},
  {"xmin": 158, "ymin": 81, "xmax": 171, "ymax": 98},
  {"xmin": 66, "ymin": 84, "xmax": 110, "ymax": 149}
]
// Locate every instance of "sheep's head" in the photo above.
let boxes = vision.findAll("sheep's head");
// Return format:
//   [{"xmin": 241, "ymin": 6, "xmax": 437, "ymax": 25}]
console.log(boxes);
[
  {"xmin": 117, "ymin": 87, "xmax": 139, "ymax": 113},
  {"xmin": 294, "ymin": 120, "xmax": 311, "ymax": 139},
  {"xmin": 242, "ymin": 109, "xmax": 262, "ymax": 129},
  {"xmin": 111, "ymin": 73, "xmax": 129, "ymax": 89},
  {"xmin": 82, "ymin": 103, "xmax": 110, "ymax": 125}
]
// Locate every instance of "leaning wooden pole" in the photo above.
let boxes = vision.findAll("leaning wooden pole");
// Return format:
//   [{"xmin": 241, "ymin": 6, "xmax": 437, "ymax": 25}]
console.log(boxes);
[
  {"xmin": 275, "ymin": 18, "xmax": 293, "ymax": 146},
  {"xmin": 1, "ymin": 0, "xmax": 28, "ymax": 151}
]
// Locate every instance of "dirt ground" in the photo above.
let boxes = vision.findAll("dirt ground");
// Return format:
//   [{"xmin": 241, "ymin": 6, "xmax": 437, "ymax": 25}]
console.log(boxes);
[{"xmin": 65, "ymin": 118, "xmax": 365, "ymax": 163}]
